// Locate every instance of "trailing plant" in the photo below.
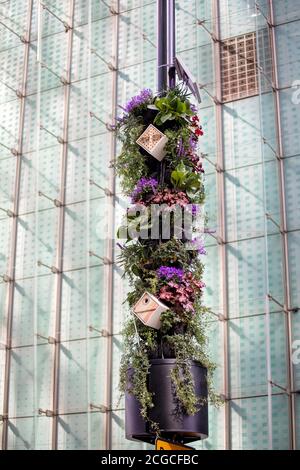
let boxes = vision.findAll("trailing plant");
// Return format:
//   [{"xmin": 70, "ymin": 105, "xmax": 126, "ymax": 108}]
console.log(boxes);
[{"xmin": 115, "ymin": 84, "xmax": 221, "ymax": 433}]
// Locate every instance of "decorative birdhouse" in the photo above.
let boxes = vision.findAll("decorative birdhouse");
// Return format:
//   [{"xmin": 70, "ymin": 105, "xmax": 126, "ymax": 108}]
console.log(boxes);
[
  {"xmin": 132, "ymin": 292, "xmax": 168, "ymax": 330},
  {"xmin": 136, "ymin": 124, "xmax": 168, "ymax": 161}
]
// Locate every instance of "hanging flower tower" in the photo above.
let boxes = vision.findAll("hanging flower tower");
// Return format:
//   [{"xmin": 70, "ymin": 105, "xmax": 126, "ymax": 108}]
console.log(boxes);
[{"xmin": 115, "ymin": 85, "xmax": 220, "ymax": 441}]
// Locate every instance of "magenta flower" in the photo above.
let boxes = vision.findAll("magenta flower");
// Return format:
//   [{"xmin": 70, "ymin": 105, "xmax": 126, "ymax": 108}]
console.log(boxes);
[{"xmin": 157, "ymin": 271, "xmax": 205, "ymax": 314}]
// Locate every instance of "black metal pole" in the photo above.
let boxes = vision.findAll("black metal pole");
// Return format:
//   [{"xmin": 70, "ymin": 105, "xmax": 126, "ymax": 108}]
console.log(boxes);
[
  {"xmin": 157, "ymin": 0, "xmax": 168, "ymax": 92},
  {"xmin": 157, "ymin": 0, "xmax": 175, "ymax": 93},
  {"xmin": 167, "ymin": 0, "xmax": 176, "ymax": 89}
]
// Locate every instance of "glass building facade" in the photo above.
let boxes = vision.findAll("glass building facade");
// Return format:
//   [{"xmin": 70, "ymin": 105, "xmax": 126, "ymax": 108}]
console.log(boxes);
[{"xmin": 0, "ymin": 0, "xmax": 299, "ymax": 450}]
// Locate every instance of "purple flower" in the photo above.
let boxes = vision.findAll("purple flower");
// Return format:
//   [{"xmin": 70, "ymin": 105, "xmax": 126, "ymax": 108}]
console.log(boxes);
[
  {"xmin": 130, "ymin": 177, "xmax": 158, "ymax": 203},
  {"xmin": 192, "ymin": 204, "xmax": 200, "ymax": 217},
  {"xmin": 157, "ymin": 266, "xmax": 184, "ymax": 280},
  {"xmin": 124, "ymin": 89, "xmax": 153, "ymax": 114},
  {"xmin": 190, "ymin": 103, "xmax": 198, "ymax": 113},
  {"xmin": 191, "ymin": 238, "xmax": 206, "ymax": 255},
  {"xmin": 189, "ymin": 134, "xmax": 198, "ymax": 152},
  {"xmin": 176, "ymin": 137, "xmax": 186, "ymax": 157}
]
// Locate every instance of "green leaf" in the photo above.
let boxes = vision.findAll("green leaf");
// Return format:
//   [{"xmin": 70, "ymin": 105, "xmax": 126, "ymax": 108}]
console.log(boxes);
[
  {"xmin": 155, "ymin": 97, "xmax": 168, "ymax": 111},
  {"xmin": 131, "ymin": 264, "xmax": 141, "ymax": 277},
  {"xmin": 176, "ymin": 100, "xmax": 186, "ymax": 114},
  {"xmin": 147, "ymin": 104, "xmax": 158, "ymax": 110},
  {"xmin": 176, "ymin": 161, "xmax": 187, "ymax": 174},
  {"xmin": 185, "ymin": 174, "xmax": 201, "ymax": 193},
  {"xmin": 185, "ymin": 102, "xmax": 194, "ymax": 115},
  {"xmin": 186, "ymin": 190, "xmax": 197, "ymax": 200},
  {"xmin": 171, "ymin": 170, "xmax": 184, "ymax": 188},
  {"xmin": 171, "ymin": 162, "xmax": 189, "ymax": 189},
  {"xmin": 170, "ymin": 170, "xmax": 180, "ymax": 187},
  {"xmin": 160, "ymin": 112, "xmax": 173, "ymax": 123}
]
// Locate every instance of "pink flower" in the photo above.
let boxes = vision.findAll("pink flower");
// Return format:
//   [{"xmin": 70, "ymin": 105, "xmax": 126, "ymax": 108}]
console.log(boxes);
[{"xmin": 157, "ymin": 271, "xmax": 205, "ymax": 315}]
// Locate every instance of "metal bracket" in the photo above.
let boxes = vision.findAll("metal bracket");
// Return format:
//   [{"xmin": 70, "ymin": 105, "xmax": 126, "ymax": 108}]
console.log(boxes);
[
  {"xmin": 88, "ymin": 251, "xmax": 113, "ymax": 265},
  {"xmin": 11, "ymin": 148, "xmax": 21, "ymax": 157},
  {"xmin": 0, "ymin": 207, "xmax": 16, "ymax": 217},
  {"xmin": 109, "ymin": 6, "xmax": 119, "ymax": 15},
  {"xmin": 36, "ymin": 333, "xmax": 56, "ymax": 344},
  {"xmin": 107, "ymin": 62, "xmax": 117, "ymax": 72},
  {"xmin": 37, "ymin": 260, "xmax": 60, "ymax": 274},
  {"xmin": 265, "ymin": 212, "xmax": 285, "ymax": 234},
  {"xmin": 38, "ymin": 191, "xmax": 63, "ymax": 208},
  {"xmin": 215, "ymin": 163, "xmax": 224, "ymax": 173},
  {"xmin": 16, "ymin": 90, "xmax": 25, "ymax": 98},
  {"xmin": 89, "ymin": 179, "xmax": 114, "ymax": 196},
  {"xmin": 1, "ymin": 274, "xmax": 13, "ymax": 283},
  {"xmin": 219, "ymin": 394, "xmax": 228, "ymax": 401},
  {"xmin": 38, "ymin": 408, "xmax": 55, "ymax": 417},
  {"xmin": 60, "ymin": 76, "xmax": 70, "ymax": 85},
  {"xmin": 88, "ymin": 325, "xmax": 111, "ymax": 337},
  {"xmin": 270, "ymin": 380, "xmax": 291, "ymax": 395},
  {"xmin": 89, "ymin": 403, "xmax": 109, "ymax": 412},
  {"xmin": 106, "ymin": 122, "xmax": 115, "ymax": 132},
  {"xmin": 40, "ymin": 124, "xmax": 65, "ymax": 144}
]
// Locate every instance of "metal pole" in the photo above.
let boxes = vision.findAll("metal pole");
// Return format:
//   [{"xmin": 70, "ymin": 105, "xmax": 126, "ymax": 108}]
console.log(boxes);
[
  {"xmin": 157, "ymin": 0, "xmax": 175, "ymax": 92},
  {"xmin": 268, "ymin": 0, "xmax": 296, "ymax": 450},
  {"xmin": 157, "ymin": 0, "xmax": 176, "ymax": 190},
  {"xmin": 167, "ymin": 0, "xmax": 176, "ymax": 89},
  {"xmin": 104, "ymin": 0, "xmax": 120, "ymax": 450},
  {"xmin": 212, "ymin": 0, "xmax": 231, "ymax": 450}
]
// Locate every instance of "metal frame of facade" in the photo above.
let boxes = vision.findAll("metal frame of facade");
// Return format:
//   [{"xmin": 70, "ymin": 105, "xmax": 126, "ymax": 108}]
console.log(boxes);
[
  {"xmin": 1, "ymin": 0, "xmax": 33, "ymax": 450},
  {"xmin": 212, "ymin": 0, "xmax": 231, "ymax": 450},
  {"xmin": 104, "ymin": 0, "xmax": 120, "ymax": 451},
  {"xmin": 268, "ymin": 0, "xmax": 296, "ymax": 450}
]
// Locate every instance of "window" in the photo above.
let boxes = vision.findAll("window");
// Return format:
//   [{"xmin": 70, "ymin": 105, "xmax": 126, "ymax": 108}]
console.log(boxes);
[{"xmin": 221, "ymin": 32, "xmax": 259, "ymax": 102}]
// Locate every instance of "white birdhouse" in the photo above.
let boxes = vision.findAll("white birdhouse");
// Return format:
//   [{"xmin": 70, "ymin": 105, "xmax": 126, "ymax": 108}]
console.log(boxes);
[
  {"xmin": 132, "ymin": 292, "xmax": 168, "ymax": 330},
  {"xmin": 136, "ymin": 124, "xmax": 168, "ymax": 161}
]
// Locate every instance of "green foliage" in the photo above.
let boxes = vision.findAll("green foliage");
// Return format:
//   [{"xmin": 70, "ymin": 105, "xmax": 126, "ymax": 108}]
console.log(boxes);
[
  {"xmin": 120, "ymin": 313, "xmax": 222, "ymax": 421},
  {"xmin": 164, "ymin": 128, "xmax": 191, "ymax": 162},
  {"xmin": 171, "ymin": 161, "xmax": 201, "ymax": 195},
  {"xmin": 160, "ymin": 309, "xmax": 177, "ymax": 333},
  {"xmin": 115, "ymin": 148, "xmax": 149, "ymax": 195},
  {"xmin": 114, "ymin": 117, "xmax": 148, "ymax": 194},
  {"xmin": 119, "ymin": 318, "xmax": 159, "ymax": 430},
  {"xmin": 118, "ymin": 238, "xmax": 204, "ymax": 285}
]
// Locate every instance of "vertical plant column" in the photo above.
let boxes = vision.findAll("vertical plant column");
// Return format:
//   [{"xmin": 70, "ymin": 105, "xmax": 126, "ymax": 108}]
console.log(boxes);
[{"xmin": 115, "ymin": 86, "xmax": 220, "ymax": 434}]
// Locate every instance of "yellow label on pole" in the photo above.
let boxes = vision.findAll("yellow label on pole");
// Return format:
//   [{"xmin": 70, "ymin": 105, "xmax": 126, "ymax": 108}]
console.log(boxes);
[{"xmin": 155, "ymin": 438, "xmax": 194, "ymax": 451}]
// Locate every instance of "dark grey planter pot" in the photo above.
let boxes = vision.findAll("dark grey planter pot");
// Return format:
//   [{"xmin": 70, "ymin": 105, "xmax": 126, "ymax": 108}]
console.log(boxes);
[{"xmin": 125, "ymin": 359, "xmax": 208, "ymax": 444}]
